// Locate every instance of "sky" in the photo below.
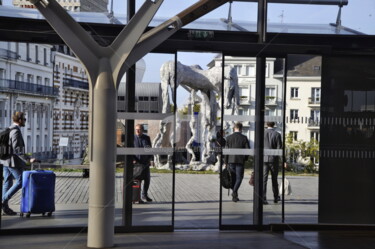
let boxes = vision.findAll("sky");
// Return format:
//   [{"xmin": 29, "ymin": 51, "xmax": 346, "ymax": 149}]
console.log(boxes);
[{"xmin": 2, "ymin": 0, "xmax": 375, "ymax": 105}]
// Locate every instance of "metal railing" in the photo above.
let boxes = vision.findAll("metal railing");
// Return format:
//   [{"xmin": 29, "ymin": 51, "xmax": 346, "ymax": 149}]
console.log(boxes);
[
  {"xmin": 308, "ymin": 97, "xmax": 320, "ymax": 105},
  {"xmin": 0, "ymin": 79, "xmax": 59, "ymax": 96},
  {"xmin": 0, "ymin": 48, "xmax": 18, "ymax": 60}
]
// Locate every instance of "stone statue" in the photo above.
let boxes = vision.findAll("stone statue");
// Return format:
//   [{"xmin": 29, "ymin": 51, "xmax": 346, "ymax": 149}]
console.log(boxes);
[{"xmin": 153, "ymin": 60, "xmax": 239, "ymax": 170}]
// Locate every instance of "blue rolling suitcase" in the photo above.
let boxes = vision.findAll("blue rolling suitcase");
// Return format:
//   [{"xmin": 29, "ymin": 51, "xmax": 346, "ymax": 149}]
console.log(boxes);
[{"xmin": 20, "ymin": 168, "xmax": 56, "ymax": 218}]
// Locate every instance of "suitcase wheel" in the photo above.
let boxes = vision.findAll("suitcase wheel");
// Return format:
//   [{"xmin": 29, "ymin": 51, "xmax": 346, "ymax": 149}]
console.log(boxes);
[
  {"xmin": 26, "ymin": 213, "xmax": 31, "ymax": 218},
  {"xmin": 47, "ymin": 212, "xmax": 52, "ymax": 217}
]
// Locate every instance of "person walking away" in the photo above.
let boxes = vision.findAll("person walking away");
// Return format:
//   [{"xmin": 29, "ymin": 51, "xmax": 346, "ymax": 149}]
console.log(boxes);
[
  {"xmin": 133, "ymin": 124, "xmax": 153, "ymax": 203},
  {"xmin": 263, "ymin": 122, "xmax": 282, "ymax": 204},
  {"xmin": 225, "ymin": 122, "xmax": 250, "ymax": 202},
  {"xmin": 1, "ymin": 111, "xmax": 36, "ymax": 215}
]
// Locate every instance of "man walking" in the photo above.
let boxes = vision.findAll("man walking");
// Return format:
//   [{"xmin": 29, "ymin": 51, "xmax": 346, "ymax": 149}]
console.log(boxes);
[
  {"xmin": 263, "ymin": 122, "xmax": 282, "ymax": 204},
  {"xmin": 133, "ymin": 124, "xmax": 153, "ymax": 203},
  {"xmin": 225, "ymin": 122, "xmax": 250, "ymax": 202},
  {"xmin": 1, "ymin": 111, "xmax": 36, "ymax": 215}
]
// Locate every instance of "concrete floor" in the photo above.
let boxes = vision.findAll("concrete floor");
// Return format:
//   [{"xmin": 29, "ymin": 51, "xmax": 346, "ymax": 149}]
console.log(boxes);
[{"xmin": 1, "ymin": 230, "xmax": 375, "ymax": 249}]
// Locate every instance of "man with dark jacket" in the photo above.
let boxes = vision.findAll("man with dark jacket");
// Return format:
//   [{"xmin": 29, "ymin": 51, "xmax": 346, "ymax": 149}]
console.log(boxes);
[
  {"xmin": 263, "ymin": 122, "xmax": 282, "ymax": 204},
  {"xmin": 1, "ymin": 111, "xmax": 36, "ymax": 215},
  {"xmin": 225, "ymin": 122, "xmax": 250, "ymax": 202},
  {"xmin": 133, "ymin": 124, "xmax": 153, "ymax": 203}
]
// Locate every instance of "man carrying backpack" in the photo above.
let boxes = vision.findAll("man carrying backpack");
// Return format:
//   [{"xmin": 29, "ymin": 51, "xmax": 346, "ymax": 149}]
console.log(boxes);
[{"xmin": 1, "ymin": 111, "xmax": 36, "ymax": 215}]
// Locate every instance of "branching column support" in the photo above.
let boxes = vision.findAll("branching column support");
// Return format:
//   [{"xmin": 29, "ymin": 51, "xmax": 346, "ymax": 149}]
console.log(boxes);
[{"xmin": 28, "ymin": 0, "xmax": 230, "ymax": 247}]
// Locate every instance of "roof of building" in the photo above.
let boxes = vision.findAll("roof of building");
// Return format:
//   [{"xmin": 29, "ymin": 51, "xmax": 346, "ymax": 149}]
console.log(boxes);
[{"xmin": 0, "ymin": 5, "xmax": 363, "ymax": 35}]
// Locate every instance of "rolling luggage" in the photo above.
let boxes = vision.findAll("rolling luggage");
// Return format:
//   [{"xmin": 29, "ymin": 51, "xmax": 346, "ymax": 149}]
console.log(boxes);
[
  {"xmin": 20, "ymin": 165, "xmax": 56, "ymax": 218},
  {"xmin": 132, "ymin": 180, "xmax": 142, "ymax": 203}
]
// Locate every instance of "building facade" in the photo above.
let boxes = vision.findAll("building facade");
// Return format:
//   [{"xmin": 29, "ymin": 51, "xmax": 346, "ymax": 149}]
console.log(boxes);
[
  {"xmin": 52, "ymin": 45, "xmax": 89, "ymax": 159},
  {"xmin": 0, "ymin": 42, "xmax": 56, "ymax": 156},
  {"xmin": 12, "ymin": 0, "xmax": 108, "ymax": 12}
]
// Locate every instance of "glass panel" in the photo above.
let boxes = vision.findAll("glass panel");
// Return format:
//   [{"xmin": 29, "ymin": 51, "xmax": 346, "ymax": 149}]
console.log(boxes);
[
  {"xmin": 174, "ymin": 51, "xmax": 221, "ymax": 229},
  {"xmin": 0, "ymin": 41, "xmax": 89, "ymax": 229},
  {"xmin": 320, "ymin": 56, "xmax": 375, "ymax": 224},
  {"xmin": 222, "ymin": 56, "xmax": 255, "ymax": 226},
  {"xmin": 267, "ymin": 2, "xmax": 375, "ymax": 35},
  {"xmin": 117, "ymin": 53, "xmax": 175, "ymax": 227},
  {"xmin": 262, "ymin": 57, "xmax": 284, "ymax": 224},
  {"xmin": 284, "ymin": 54, "xmax": 321, "ymax": 224}
]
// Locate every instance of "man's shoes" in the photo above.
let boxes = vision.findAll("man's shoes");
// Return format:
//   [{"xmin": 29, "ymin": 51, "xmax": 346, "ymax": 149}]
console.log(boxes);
[
  {"xmin": 263, "ymin": 199, "xmax": 269, "ymax": 205},
  {"xmin": 232, "ymin": 196, "xmax": 239, "ymax": 202},
  {"xmin": 232, "ymin": 192, "xmax": 239, "ymax": 202},
  {"xmin": 142, "ymin": 195, "xmax": 153, "ymax": 202},
  {"xmin": 274, "ymin": 196, "xmax": 281, "ymax": 204},
  {"xmin": 138, "ymin": 199, "xmax": 145, "ymax": 204},
  {"xmin": 2, "ymin": 205, "xmax": 17, "ymax": 216}
]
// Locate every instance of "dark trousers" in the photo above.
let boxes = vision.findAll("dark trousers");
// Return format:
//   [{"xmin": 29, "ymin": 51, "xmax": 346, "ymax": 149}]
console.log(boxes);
[
  {"xmin": 263, "ymin": 162, "xmax": 279, "ymax": 200},
  {"xmin": 142, "ymin": 166, "xmax": 151, "ymax": 198},
  {"xmin": 229, "ymin": 163, "xmax": 244, "ymax": 194}
]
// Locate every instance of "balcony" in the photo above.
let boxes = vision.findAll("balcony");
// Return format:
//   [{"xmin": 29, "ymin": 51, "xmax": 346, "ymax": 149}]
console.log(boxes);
[
  {"xmin": 0, "ymin": 79, "xmax": 59, "ymax": 97},
  {"xmin": 239, "ymin": 96, "xmax": 251, "ymax": 105},
  {"xmin": 308, "ymin": 97, "xmax": 320, "ymax": 107},
  {"xmin": 265, "ymin": 96, "xmax": 277, "ymax": 106},
  {"xmin": 63, "ymin": 78, "xmax": 89, "ymax": 91},
  {"xmin": 308, "ymin": 118, "xmax": 320, "ymax": 129},
  {"xmin": 0, "ymin": 48, "xmax": 18, "ymax": 60}
]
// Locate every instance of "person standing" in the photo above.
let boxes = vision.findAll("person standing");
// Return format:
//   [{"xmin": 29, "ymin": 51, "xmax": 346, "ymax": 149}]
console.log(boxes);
[
  {"xmin": 263, "ymin": 122, "xmax": 282, "ymax": 204},
  {"xmin": 1, "ymin": 111, "xmax": 36, "ymax": 215},
  {"xmin": 225, "ymin": 122, "xmax": 250, "ymax": 202},
  {"xmin": 133, "ymin": 124, "xmax": 153, "ymax": 202}
]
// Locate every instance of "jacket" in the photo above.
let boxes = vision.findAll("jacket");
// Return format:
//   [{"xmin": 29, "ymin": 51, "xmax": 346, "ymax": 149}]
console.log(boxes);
[
  {"xmin": 264, "ymin": 128, "xmax": 282, "ymax": 163},
  {"xmin": 134, "ymin": 134, "xmax": 152, "ymax": 165},
  {"xmin": 0, "ymin": 124, "xmax": 29, "ymax": 168},
  {"xmin": 225, "ymin": 131, "xmax": 250, "ymax": 164}
]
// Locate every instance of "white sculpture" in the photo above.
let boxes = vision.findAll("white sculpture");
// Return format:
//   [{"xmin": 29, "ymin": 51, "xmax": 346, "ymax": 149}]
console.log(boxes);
[{"xmin": 153, "ymin": 60, "xmax": 239, "ymax": 170}]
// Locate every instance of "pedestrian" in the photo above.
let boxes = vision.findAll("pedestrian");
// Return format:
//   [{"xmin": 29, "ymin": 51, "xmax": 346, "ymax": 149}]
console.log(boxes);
[
  {"xmin": 133, "ymin": 124, "xmax": 153, "ymax": 203},
  {"xmin": 225, "ymin": 122, "xmax": 250, "ymax": 202},
  {"xmin": 1, "ymin": 111, "xmax": 37, "ymax": 215},
  {"xmin": 263, "ymin": 122, "xmax": 282, "ymax": 204}
]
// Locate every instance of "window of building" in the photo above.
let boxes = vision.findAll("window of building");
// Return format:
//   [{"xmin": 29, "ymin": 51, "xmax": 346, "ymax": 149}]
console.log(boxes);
[
  {"xmin": 26, "ymin": 43, "xmax": 30, "ymax": 61},
  {"xmin": 265, "ymin": 86, "xmax": 276, "ymax": 97},
  {"xmin": 36, "ymin": 76, "xmax": 42, "ymax": 85},
  {"xmin": 311, "ymin": 131, "xmax": 320, "ymax": 142},
  {"xmin": 0, "ymin": 69, "xmax": 4, "ymax": 80},
  {"xmin": 290, "ymin": 109, "xmax": 299, "ymax": 120},
  {"xmin": 118, "ymin": 96, "xmax": 125, "ymax": 101},
  {"xmin": 245, "ymin": 64, "xmax": 256, "ymax": 77},
  {"xmin": 35, "ymin": 45, "xmax": 39, "ymax": 63},
  {"xmin": 27, "ymin": 74, "xmax": 33, "ymax": 83},
  {"xmin": 311, "ymin": 88, "xmax": 321, "ymax": 103},
  {"xmin": 310, "ymin": 109, "xmax": 320, "ymax": 123},
  {"xmin": 44, "ymin": 77, "xmax": 50, "ymax": 87},
  {"xmin": 290, "ymin": 131, "xmax": 298, "ymax": 141},
  {"xmin": 151, "ymin": 96, "xmax": 158, "ymax": 101},
  {"xmin": 234, "ymin": 65, "xmax": 241, "ymax": 75},
  {"xmin": 265, "ymin": 108, "xmax": 275, "ymax": 116},
  {"xmin": 43, "ymin": 48, "xmax": 47, "ymax": 65},
  {"xmin": 291, "ymin": 87, "xmax": 299, "ymax": 98}
]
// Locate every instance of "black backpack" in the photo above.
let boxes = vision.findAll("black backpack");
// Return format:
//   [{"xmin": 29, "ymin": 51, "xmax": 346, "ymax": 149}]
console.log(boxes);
[
  {"xmin": 221, "ymin": 167, "xmax": 232, "ymax": 189},
  {"xmin": 0, "ymin": 127, "xmax": 14, "ymax": 160}
]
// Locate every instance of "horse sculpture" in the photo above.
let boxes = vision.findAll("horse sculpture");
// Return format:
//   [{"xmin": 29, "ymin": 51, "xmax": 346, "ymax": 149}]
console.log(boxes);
[{"xmin": 153, "ymin": 60, "xmax": 239, "ymax": 169}]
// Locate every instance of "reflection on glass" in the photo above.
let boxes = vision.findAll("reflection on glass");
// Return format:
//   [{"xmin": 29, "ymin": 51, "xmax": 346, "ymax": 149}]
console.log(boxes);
[
  {"xmin": 320, "ymin": 56, "xmax": 375, "ymax": 224},
  {"xmin": 284, "ymin": 55, "xmax": 321, "ymax": 224}
]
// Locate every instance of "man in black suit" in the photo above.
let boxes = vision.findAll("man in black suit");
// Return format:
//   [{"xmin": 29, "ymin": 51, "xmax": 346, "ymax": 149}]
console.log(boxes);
[
  {"xmin": 263, "ymin": 122, "xmax": 282, "ymax": 204},
  {"xmin": 133, "ymin": 124, "xmax": 153, "ymax": 202},
  {"xmin": 225, "ymin": 122, "xmax": 250, "ymax": 202}
]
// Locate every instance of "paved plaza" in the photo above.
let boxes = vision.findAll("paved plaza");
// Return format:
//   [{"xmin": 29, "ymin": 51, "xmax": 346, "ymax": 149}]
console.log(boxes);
[{"xmin": 3, "ymin": 171, "xmax": 318, "ymax": 230}]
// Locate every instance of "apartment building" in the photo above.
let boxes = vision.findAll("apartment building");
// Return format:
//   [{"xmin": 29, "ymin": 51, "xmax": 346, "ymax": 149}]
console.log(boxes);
[
  {"xmin": 12, "ymin": 0, "xmax": 108, "ymax": 12},
  {"xmin": 0, "ymin": 42, "xmax": 56, "ymax": 155}
]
